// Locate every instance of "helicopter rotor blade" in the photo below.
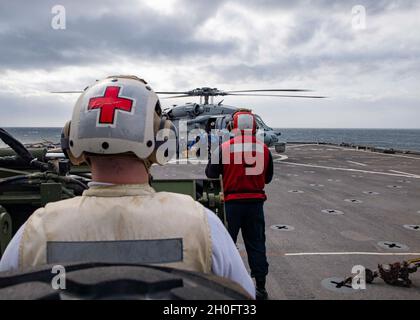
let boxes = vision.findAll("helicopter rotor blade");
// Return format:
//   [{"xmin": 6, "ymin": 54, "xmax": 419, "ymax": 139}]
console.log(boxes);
[
  {"xmin": 50, "ymin": 88, "xmax": 325, "ymax": 98},
  {"xmin": 226, "ymin": 93, "xmax": 327, "ymax": 98},
  {"xmin": 161, "ymin": 95, "xmax": 192, "ymax": 99},
  {"xmin": 50, "ymin": 91, "xmax": 84, "ymax": 94},
  {"xmin": 225, "ymin": 89, "xmax": 312, "ymax": 93},
  {"xmin": 156, "ymin": 91, "xmax": 190, "ymax": 95}
]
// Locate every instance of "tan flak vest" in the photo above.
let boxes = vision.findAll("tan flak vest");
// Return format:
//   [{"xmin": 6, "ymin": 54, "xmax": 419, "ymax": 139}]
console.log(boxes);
[{"xmin": 19, "ymin": 184, "xmax": 212, "ymax": 273}]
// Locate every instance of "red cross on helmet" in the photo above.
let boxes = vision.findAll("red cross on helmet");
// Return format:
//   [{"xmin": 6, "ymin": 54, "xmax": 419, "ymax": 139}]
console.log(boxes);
[{"xmin": 61, "ymin": 75, "xmax": 176, "ymax": 167}]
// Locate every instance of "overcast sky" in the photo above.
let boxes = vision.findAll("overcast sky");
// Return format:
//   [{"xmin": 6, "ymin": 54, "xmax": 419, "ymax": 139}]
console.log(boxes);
[{"xmin": 0, "ymin": 0, "xmax": 419, "ymax": 128}]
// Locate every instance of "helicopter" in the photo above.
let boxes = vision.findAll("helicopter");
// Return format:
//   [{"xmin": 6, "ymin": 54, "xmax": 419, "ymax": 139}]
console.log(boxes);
[
  {"xmin": 53, "ymin": 82, "xmax": 325, "ymax": 154},
  {"xmin": 155, "ymin": 87, "xmax": 325, "ymax": 153}
]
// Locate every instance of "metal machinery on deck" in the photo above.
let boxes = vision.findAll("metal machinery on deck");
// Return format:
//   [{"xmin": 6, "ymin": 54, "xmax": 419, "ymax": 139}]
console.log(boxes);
[
  {"xmin": 0, "ymin": 142, "xmax": 225, "ymax": 258},
  {"xmin": 0, "ymin": 128, "xmax": 247, "ymax": 300}
]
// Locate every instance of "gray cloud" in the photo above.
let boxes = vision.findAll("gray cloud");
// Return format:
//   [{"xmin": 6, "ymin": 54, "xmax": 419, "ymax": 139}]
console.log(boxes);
[
  {"xmin": 206, "ymin": 48, "xmax": 420, "ymax": 85},
  {"xmin": 0, "ymin": 0, "xmax": 419, "ymax": 128},
  {"xmin": 1, "ymin": 0, "xmax": 418, "ymax": 70},
  {"xmin": 0, "ymin": 0, "xmax": 236, "ymax": 70},
  {"xmin": 232, "ymin": 0, "xmax": 419, "ymax": 13}
]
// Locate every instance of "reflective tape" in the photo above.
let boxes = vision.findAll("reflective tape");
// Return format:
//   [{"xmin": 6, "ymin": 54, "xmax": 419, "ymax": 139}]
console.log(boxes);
[{"xmin": 47, "ymin": 238, "xmax": 183, "ymax": 264}]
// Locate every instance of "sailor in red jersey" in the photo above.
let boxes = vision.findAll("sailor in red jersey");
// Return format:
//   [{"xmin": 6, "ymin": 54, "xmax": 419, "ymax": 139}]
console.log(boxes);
[{"xmin": 206, "ymin": 110, "xmax": 273, "ymax": 300}]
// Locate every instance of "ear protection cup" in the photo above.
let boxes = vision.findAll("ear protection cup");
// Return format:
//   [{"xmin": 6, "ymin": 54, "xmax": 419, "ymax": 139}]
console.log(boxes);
[
  {"xmin": 60, "ymin": 121, "xmax": 87, "ymax": 165},
  {"xmin": 60, "ymin": 121, "xmax": 71, "ymax": 157},
  {"xmin": 147, "ymin": 113, "xmax": 176, "ymax": 166}
]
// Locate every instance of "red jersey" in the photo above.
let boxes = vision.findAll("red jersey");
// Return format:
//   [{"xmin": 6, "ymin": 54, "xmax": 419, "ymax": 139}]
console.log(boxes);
[{"xmin": 219, "ymin": 135, "xmax": 272, "ymax": 202}]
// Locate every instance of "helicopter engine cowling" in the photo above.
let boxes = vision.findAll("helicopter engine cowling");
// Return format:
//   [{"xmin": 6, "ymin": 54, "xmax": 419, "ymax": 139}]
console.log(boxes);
[
  {"xmin": 167, "ymin": 103, "xmax": 204, "ymax": 119},
  {"xmin": 167, "ymin": 107, "xmax": 187, "ymax": 118},
  {"xmin": 192, "ymin": 104, "xmax": 204, "ymax": 116}
]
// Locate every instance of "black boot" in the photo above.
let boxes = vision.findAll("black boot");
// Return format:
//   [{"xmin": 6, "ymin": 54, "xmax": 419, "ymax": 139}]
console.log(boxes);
[{"xmin": 255, "ymin": 277, "xmax": 268, "ymax": 300}]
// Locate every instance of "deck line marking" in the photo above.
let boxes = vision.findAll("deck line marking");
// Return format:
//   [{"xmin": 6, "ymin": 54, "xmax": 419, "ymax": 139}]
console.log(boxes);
[
  {"xmin": 272, "ymin": 155, "xmax": 289, "ymax": 161},
  {"xmin": 369, "ymin": 152, "xmax": 420, "ymax": 161},
  {"xmin": 167, "ymin": 158, "xmax": 208, "ymax": 164},
  {"xmin": 295, "ymin": 144, "xmax": 420, "ymax": 160},
  {"xmin": 278, "ymin": 161, "xmax": 420, "ymax": 179},
  {"xmin": 168, "ymin": 154, "xmax": 290, "ymax": 164},
  {"xmin": 287, "ymin": 144, "xmax": 320, "ymax": 148},
  {"xmin": 285, "ymin": 252, "xmax": 420, "ymax": 256},
  {"xmin": 389, "ymin": 170, "xmax": 420, "ymax": 178},
  {"xmin": 347, "ymin": 160, "xmax": 368, "ymax": 167}
]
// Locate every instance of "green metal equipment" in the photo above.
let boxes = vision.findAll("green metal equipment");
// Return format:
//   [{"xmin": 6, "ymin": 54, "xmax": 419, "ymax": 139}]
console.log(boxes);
[{"xmin": 0, "ymin": 128, "xmax": 225, "ymax": 258}]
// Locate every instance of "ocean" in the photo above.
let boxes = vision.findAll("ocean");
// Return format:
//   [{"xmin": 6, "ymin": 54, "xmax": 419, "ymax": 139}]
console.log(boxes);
[
  {"xmin": 1, "ymin": 127, "xmax": 420, "ymax": 152},
  {"xmin": 279, "ymin": 128, "xmax": 420, "ymax": 152}
]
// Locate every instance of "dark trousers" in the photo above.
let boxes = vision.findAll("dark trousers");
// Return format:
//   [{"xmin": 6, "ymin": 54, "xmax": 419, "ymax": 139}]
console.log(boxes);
[{"xmin": 225, "ymin": 200, "xmax": 269, "ymax": 279}]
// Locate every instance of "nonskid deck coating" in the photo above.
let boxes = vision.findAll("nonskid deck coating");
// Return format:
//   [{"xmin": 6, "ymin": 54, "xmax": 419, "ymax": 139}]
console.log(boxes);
[{"xmin": 151, "ymin": 144, "xmax": 420, "ymax": 299}]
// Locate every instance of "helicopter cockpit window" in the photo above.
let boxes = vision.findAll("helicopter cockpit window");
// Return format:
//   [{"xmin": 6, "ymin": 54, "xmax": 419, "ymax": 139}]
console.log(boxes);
[{"xmin": 254, "ymin": 115, "xmax": 273, "ymax": 131}]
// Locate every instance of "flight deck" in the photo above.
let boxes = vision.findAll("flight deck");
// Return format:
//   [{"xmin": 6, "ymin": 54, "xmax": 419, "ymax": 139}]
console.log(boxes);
[{"xmin": 151, "ymin": 143, "xmax": 420, "ymax": 299}]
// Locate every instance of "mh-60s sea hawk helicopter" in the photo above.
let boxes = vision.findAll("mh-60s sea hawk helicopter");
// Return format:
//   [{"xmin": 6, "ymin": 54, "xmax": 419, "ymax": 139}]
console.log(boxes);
[
  {"xmin": 53, "ymin": 81, "xmax": 325, "ymax": 153},
  {"xmin": 155, "ymin": 87, "xmax": 325, "ymax": 153}
]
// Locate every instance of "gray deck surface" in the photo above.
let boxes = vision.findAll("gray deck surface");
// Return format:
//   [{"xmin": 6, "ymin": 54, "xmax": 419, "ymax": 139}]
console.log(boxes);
[{"xmin": 151, "ymin": 144, "xmax": 420, "ymax": 299}]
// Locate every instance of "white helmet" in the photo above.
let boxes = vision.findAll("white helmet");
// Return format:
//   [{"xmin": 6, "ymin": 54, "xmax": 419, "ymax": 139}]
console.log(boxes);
[{"xmin": 61, "ymin": 75, "xmax": 175, "ymax": 167}]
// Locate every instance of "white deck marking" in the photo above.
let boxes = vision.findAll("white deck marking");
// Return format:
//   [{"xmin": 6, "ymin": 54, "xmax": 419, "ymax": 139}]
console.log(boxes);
[
  {"xmin": 333, "ymin": 146, "xmax": 420, "ymax": 160},
  {"xmin": 347, "ymin": 160, "xmax": 368, "ymax": 167},
  {"xmin": 168, "ymin": 154, "xmax": 289, "ymax": 164},
  {"xmin": 287, "ymin": 144, "xmax": 320, "ymax": 149},
  {"xmin": 389, "ymin": 170, "xmax": 420, "ymax": 178},
  {"xmin": 278, "ymin": 161, "xmax": 420, "ymax": 179},
  {"xmin": 166, "ymin": 158, "xmax": 208, "ymax": 165},
  {"xmin": 372, "ymin": 153, "xmax": 420, "ymax": 161},
  {"xmin": 296, "ymin": 144, "xmax": 420, "ymax": 160},
  {"xmin": 273, "ymin": 155, "xmax": 289, "ymax": 161},
  {"xmin": 285, "ymin": 252, "xmax": 420, "ymax": 256}
]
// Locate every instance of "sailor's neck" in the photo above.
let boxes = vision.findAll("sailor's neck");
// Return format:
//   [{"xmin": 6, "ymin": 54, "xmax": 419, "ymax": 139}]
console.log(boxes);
[{"xmin": 89, "ymin": 155, "xmax": 149, "ymax": 185}]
